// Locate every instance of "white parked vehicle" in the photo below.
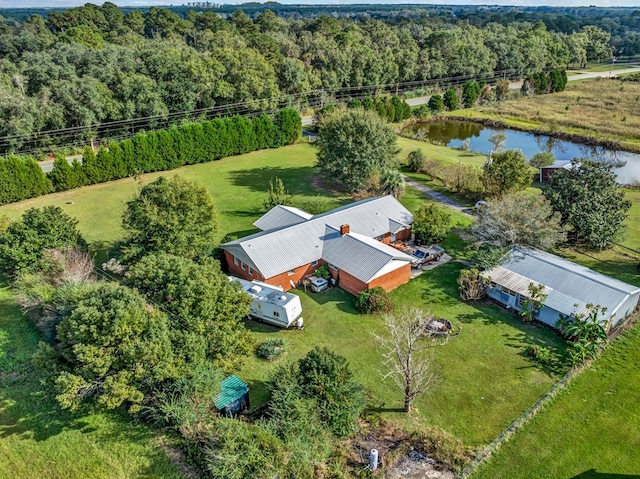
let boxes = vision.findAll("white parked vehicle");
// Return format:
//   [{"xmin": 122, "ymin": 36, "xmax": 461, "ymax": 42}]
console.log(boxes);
[{"xmin": 230, "ymin": 276, "xmax": 303, "ymax": 328}]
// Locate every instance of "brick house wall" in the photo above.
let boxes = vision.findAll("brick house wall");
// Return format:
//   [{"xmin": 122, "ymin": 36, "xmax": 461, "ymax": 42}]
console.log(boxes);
[
  {"xmin": 368, "ymin": 263, "xmax": 411, "ymax": 292},
  {"xmin": 225, "ymin": 251, "xmax": 327, "ymax": 291},
  {"xmin": 332, "ymin": 262, "xmax": 411, "ymax": 296}
]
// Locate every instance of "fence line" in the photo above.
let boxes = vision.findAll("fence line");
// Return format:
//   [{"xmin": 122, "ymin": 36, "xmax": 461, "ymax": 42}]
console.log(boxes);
[{"xmin": 455, "ymin": 365, "xmax": 584, "ymax": 479}]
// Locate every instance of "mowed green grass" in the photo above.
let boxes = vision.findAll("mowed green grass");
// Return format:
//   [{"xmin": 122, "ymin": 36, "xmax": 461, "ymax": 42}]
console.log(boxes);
[
  {"xmin": 0, "ymin": 284, "xmax": 184, "ymax": 479},
  {"xmin": 472, "ymin": 323, "xmax": 640, "ymax": 479}
]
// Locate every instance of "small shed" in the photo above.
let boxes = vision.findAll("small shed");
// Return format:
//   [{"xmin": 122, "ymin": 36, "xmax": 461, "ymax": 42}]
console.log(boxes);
[{"xmin": 215, "ymin": 375, "xmax": 250, "ymax": 416}]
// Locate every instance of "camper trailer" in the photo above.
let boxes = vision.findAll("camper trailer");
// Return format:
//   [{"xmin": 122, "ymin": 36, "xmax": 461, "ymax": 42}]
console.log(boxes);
[{"xmin": 230, "ymin": 277, "xmax": 303, "ymax": 328}]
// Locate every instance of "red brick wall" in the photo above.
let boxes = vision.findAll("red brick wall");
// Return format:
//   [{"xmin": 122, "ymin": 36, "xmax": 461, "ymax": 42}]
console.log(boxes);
[
  {"xmin": 224, "ymin": 251, "xmax": 265, "ymax": 282},
  {"xmin": 264, "ymin": 260, "xmax": 326, "ymax": 291},
  {"xmin": 368, "ymin": 263, "xmax": 411, "ymax": 292},
  {"xmin": 336, "ymin": 263, "xmax": 411, "ymax": 296},
  {"xmin": 336, "ymin": 270, "xmax": 370, "ymax": 296},
  {"xmin": 396, "ymin": 228, "xmax": 412, "ymax": 241}
]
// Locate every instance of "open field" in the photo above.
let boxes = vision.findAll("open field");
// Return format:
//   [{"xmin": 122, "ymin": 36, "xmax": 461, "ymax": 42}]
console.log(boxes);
[
  {"xmin": 454, "ymin": 78, "xmax": 640, "ymax": 153},
  {"xmin": 472, "ymin": 321, "xmax": 640, "ymax": 479},
  {"xmin": 0, "ymin": 284, "xmax": 184, "ymax": 479}
]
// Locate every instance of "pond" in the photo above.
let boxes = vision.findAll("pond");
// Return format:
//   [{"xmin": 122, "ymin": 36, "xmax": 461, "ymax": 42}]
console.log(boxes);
[{"xmin": 404, "ymin": 120, "xmax": 640, "ymax": 185}]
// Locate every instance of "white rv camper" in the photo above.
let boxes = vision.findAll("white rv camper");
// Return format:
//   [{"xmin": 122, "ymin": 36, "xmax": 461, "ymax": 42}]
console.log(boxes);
[{"xmin": 230, "ymin": 277, "xmax": 303, "ymax": 328}]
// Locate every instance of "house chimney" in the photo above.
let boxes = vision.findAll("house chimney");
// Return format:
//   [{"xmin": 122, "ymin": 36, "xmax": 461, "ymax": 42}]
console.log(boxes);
[{"xmin": 340, "ymin": 224, "xmax": 350, "ymax": 236}]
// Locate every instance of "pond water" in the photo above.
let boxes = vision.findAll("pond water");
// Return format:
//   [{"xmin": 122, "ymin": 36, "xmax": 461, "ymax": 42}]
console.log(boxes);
[{"xmin": 405, "ymin": 120, "xmax": 640, "ymax": 185}]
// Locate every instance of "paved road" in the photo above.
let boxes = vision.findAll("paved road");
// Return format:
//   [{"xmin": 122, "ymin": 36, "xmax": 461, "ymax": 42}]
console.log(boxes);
[
  {"xmin": 403, "ymin": 176, "xmax": 472, "ymax": 216},
  {"xmin": 36, "ymin": 66, "xmax": 640, "ymax": 172}
]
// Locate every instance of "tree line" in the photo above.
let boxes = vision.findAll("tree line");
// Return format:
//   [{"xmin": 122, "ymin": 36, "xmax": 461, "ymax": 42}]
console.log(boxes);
[
  {"xmin": 0, "ymin": 2, "xmax": 614, "ymax": 149},
  {"xmin": 0, "ymin": 108, "xmax": 301, "ymax": 206}
]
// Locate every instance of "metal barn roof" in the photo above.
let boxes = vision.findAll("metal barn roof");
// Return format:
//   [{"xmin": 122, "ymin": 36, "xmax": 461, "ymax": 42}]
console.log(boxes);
[
  {"xmin": 222, "ymin": 196, "xmax": 414, "ymax": 280},
  {"xmin": 485, "ymin": 248, "xmax": 640, "ymax": 321},
  {"xmin": 215, "ymin": 375, "xmax": 248, "ymax": 410}
]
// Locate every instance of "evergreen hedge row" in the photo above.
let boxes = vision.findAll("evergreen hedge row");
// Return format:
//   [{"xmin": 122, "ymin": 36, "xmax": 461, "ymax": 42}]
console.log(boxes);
[{"xmin": 0, "ymin": 109, "xmax": 301, "ymax": 205}]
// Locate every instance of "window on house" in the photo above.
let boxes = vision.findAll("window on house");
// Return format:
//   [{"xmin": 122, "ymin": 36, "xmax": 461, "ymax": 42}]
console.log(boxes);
[
  {"xmin": 288, "ymin": 269, "xmax": 295, "ymax": 276},
  {"xmin": 489, "ymin": 281, "xmax": 497, "ymax": 289},
  {"xmin": 273, "ymin": 311, "xmax": 280, "ymax": 317},
  {"xmin": 518, "ymin": 295, "xmax": 528, "ymax": 307},
  {"xmin": 241, "ymin": 262, "xmax": 246, "ymax": 271},
  {"xmin": 503, "ymin": 288, "xmax": 516, "ymax": 297},
  {"xmin": 311, "ymin": 260, "xmax": 318, "ymax": 266},
  {"xmin": 234, "ymin": 256, "xmax": 238, "ymax": 266},
  {"xmin": 329, "ymin": 263, "xmax": 338, "ymax": 271},
  {"xmin": 248, "ymin": 267, "xmax": 253, "ymax": 275}
]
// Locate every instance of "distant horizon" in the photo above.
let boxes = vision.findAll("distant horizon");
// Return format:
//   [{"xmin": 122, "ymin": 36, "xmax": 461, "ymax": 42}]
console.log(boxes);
[{"xmin": 3, "ymin": 1, "xmax": 640, "ymax": 10}]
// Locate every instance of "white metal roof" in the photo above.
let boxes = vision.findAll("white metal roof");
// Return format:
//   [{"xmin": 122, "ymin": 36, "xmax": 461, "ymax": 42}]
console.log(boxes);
[
  {"xmin": 222, "ymin": 196, "xmax": 414, "ymax": 280},
  {"xmin": 253, "ymin": 205, "xmax": 313, "ymax": 231},
  {"xmin": 322, "ymin": 227, "xmax": 413, "ymax": 283},
  {"xmin": 485, "ymin": 248, "xmax": 640, "ymax": 321}
]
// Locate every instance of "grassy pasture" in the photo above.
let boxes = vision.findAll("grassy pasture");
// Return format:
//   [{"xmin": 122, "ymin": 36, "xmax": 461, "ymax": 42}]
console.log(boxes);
[{"xmin": 454, "ymin": 78, "xmax": 640, "ymax": 153}]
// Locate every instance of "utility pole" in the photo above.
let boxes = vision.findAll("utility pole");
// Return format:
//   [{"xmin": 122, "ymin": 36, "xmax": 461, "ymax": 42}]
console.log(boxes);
[{"xmin": 609, "ymin": 50, "xmax": 617, "ymax": 78}]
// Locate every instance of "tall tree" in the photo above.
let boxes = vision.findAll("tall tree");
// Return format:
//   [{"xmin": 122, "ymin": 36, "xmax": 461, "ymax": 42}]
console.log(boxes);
[
  {"xmin": 482, "ymin": 149, "xmax": 533, "ymax": 197},
  {"xmin": 544, "ymin": 159, "xmax": 631, "ymax": 249},
  {"xmin": 34, "ymin": 282, "xmax": 175, "ymax": 412},
  {"xmin": 121, "ymin": 175, "xmax": 218, "ymax": 263},
  {"xmin": 471, "ymin": 193, "xmax": 566, "ymax": 250},
  {"xmin": 125, "ymin": 253, "xmax": 253, "ymax": 371},
  {"xmin": 316, "ymin": 108, "xmax": 399, "ymax": 192}
]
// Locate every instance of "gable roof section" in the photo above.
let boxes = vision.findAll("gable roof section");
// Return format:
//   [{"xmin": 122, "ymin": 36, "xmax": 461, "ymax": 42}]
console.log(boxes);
[
  {"xmin": 322, "ymin": 227, "xmax": 413, "ymax": 283},
  {"xmin": 253, "ymin": 205, "xmax": 313, "ymax": 231},
  {"xmin": 223, "ymin": 196, "xmax": 414, "ymax": 280},
  {"xmin": 485, "ymin": 248, "xmax": 640, "ymax": 321}
]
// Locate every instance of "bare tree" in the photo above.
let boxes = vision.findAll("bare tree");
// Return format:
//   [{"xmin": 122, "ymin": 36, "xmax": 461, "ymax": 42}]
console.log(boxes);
[{"xmin": 373, "ymin": 306, "xmax": 441, "ymax": 413}]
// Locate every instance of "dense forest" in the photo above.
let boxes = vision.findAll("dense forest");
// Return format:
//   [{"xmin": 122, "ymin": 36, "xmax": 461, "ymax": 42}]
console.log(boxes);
[{"xmin": 0, "ymin": 2, "xmax": 618, "ymax": 150}]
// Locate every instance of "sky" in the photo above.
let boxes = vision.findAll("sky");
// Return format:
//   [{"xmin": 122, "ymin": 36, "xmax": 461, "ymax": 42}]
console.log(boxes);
[{"xmin": 2, "ymin": 0, "xmax": 640, "ymax": 9}]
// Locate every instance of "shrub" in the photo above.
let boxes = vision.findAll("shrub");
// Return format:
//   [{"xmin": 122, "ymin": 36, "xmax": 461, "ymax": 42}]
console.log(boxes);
[
  {"xmin": 443, "ymin": 88, "xmax": 458, "ymax": 111},
  {"xmin": 412, "ymin": 203, "xmax": 451, "ymax": 244},
  {"xmin": 355, "ymin": 287, "xmax": 393, "ymax": 314},
  {"xmin": 428, "ymin": 94, "xmax": 444, "ymax": 113},
  {"xmin": 524, "ymin": 345, "xmax": 555, "ymax": 367},
  {"xmin": 457, "ymin": 269, "xmax": 486, "ymax": 301},
  {"xmin": 314, "ymin": 264, "xmax": 330, "ymax": 279},
  {"xmin": 256, "ymin": 338, "xmax": 288, "ymax": 361},
  {"xmin": 407, "ymin": 149, "xmax": 426, "ymax": 172},
  {"xmin": 409, "ymin": 427, "xmax": 475, "ymax": 472}
]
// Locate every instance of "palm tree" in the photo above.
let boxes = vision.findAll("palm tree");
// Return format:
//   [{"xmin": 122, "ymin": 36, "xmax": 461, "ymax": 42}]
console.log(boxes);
[{"xmin": 380, "ymin": 169, "xmax": 405, "ymax": 199}]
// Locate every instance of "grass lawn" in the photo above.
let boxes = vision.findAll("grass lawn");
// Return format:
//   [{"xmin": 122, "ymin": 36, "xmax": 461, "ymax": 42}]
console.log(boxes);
[
  {"xmin": 0, "ymin": 283, "xmax": 184, "ymax": 479},
  {"xmin": 452, "ymin": 78, "xmax": 640, "ymax": 153},
  {"xmin": 472, "ymin": 322, "xmax": 640, "ymax": 479}
]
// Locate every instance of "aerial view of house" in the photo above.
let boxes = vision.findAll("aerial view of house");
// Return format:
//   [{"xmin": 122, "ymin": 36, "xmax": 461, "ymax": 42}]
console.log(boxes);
[
  {"xmin": 222, "ymin": 196, "xmax": 416, "ymax": 294},
  {"xmin": 483, "ymin": 248, "xmax": 640, "ymax": 329}
]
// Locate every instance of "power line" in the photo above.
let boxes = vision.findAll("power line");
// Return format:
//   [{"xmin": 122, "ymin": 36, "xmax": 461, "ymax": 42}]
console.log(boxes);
[{"xmin": 1, "ymin": 68, "xmax": 532, "ymax": 154}]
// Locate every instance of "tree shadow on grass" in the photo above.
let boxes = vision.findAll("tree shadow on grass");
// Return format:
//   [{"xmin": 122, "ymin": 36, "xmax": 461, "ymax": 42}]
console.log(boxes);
[
  {"xmin": 570, "ymin": 470, "xmax": 640, "ymax": 479},
  {"xmin": 228, "ymin": 166, "xmax": 320, "ymax": 195}
]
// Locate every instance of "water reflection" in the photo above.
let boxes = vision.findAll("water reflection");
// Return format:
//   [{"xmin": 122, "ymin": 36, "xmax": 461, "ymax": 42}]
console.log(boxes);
[{"xmin": 405, "ymin": 120, "xmax": 638, "ymax": 184}]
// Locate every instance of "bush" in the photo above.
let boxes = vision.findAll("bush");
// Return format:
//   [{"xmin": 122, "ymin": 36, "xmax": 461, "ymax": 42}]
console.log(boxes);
[
  {"xmin": 458, "ymin": 269, "xmax": 486, "ymax": 301},
  {"xmin": 443, "ymin": 88, "xmax": 458, "ymax": 111},
  {"xmin": 256, "ymin": 338, "xmax": 288, "ymax": 361},
  {"xmin": 407, "ymin": 149, "xmax": 426, "ymax": 172},
  {"xmin": 314, "ymin": 264, "xmax": 330, "ymax": 279},
  {"xmin": 355, "ymin": 287, "xmax": 393, "ymax": 314},
  {"xmin": 412, "ymin": 203, "xmax": 451, "ymax": 244},
  {"xmin": 524, "ymin": 345, "xmax": 555, "ymax": 367},
  {"xmin": 409, "ymin": 427, "xmax": 475, "ymax": 472},
  {"xmin": 428, "ymin": 94, "xmax": 444, "ymax": 113}
]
